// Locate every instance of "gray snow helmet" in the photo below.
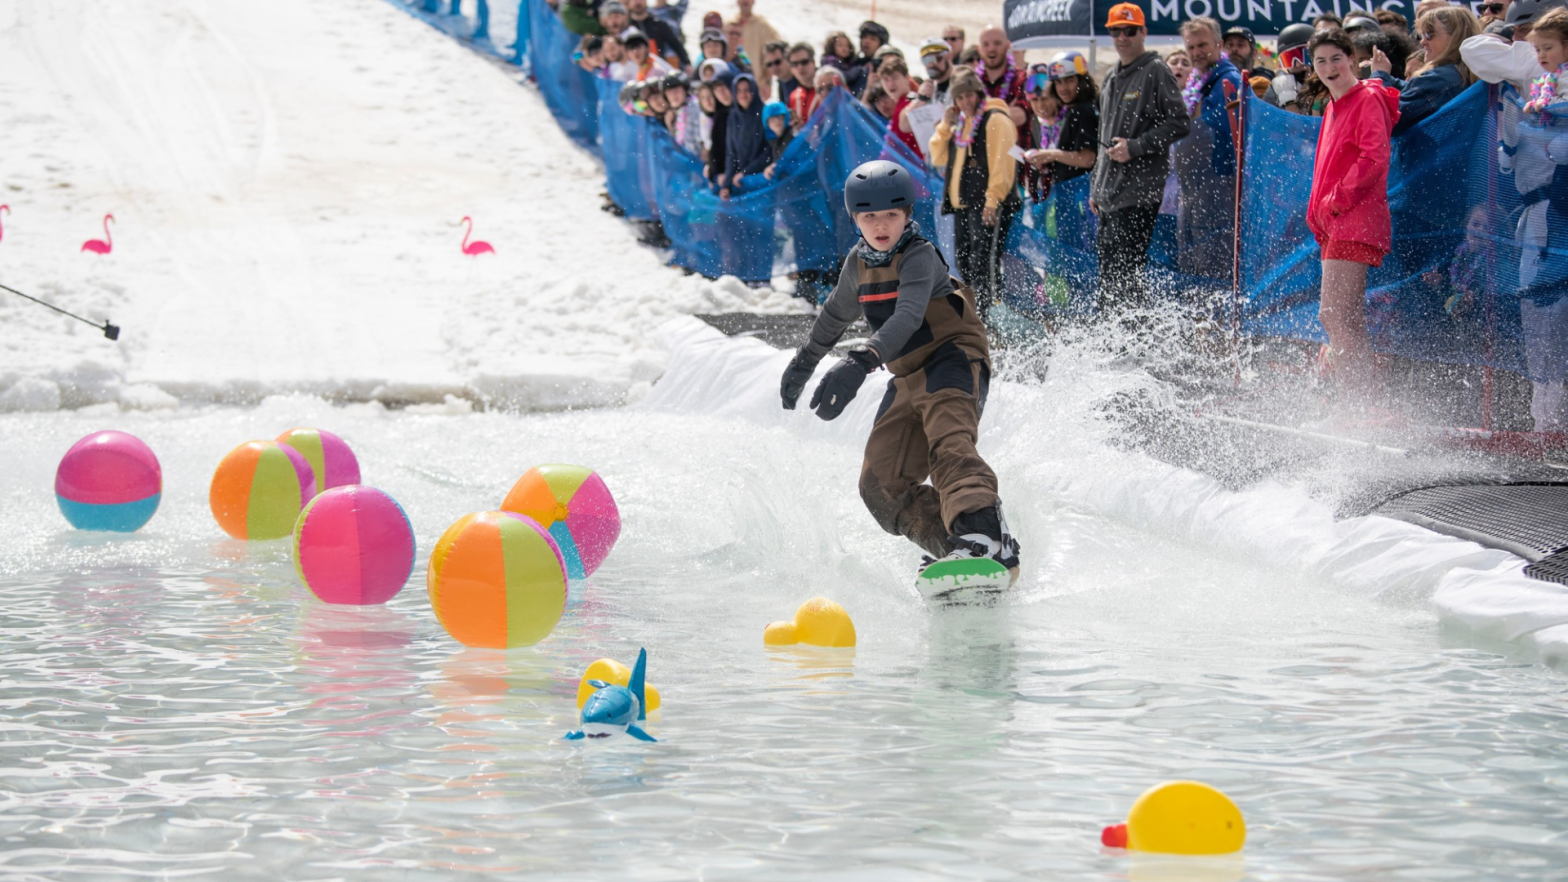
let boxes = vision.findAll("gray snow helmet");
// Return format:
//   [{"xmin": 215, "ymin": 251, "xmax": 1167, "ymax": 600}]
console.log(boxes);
[
  {"xmin": 844, "ymin": 160, "xmax": 915, "ymax": 215},
  {"xmin": 1277, "ymin": 22, "xmax": 1314, "ymax": 52},
  {"xmin": 1508, "ymin": 0, "xmax": 1568, "ymax": 25}
]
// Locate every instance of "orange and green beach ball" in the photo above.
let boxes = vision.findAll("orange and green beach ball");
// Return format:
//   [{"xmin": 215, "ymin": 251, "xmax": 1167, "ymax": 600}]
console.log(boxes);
[
  {"xmin": 209, "ymin": 440, "xmax": 316, "ymax": 540},
  {"xmin": 427, "ymin": 511, "xmax": 569, "ymax": 649}
]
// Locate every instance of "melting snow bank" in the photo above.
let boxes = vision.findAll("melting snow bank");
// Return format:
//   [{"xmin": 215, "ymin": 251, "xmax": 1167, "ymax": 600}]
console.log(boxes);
[
  {"xmin": 0, "ymin": 0, "xmax": 803, "ymax": 414},
  {"xmin": 640, "ymin": 316, "xmax": 1568, "ymax": 669}
]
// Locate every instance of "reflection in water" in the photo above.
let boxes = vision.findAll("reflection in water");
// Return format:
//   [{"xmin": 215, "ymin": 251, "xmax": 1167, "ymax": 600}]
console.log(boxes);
[
  {"xmin": 764, "ymin": 645, "xmax": 856, "ymax": 684},
  {"xmin": 1125, "ymin": 853, "xmax": 1247, "ymax": 882}
]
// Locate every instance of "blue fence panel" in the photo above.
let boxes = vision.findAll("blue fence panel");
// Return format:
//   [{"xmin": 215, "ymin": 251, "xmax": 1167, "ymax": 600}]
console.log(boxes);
[
  {"xmin": 525, "ymin": 0, "xmax": 599, "ymax": 150},
  {"xmin": 1007, "ymin": 175, "xmax": 1100, "ymax": 316},
  {"xmin": 1236, "ymin": 83, "xmax": 1547, "ymax": 377},
  {"xmin": 597, "ymin": 79, "xmax": 658, "ymax": 221}
]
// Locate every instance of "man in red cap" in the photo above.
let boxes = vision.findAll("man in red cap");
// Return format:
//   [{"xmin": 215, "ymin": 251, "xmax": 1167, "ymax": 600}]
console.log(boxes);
[{"xmin": 1089, "ymin": 1, "xmax": 1189, "ymax": 312}]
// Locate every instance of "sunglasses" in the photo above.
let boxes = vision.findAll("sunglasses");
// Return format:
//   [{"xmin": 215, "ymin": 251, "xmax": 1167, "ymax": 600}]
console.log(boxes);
[
  {"xmin": 1479, "ymin": 2, "xmax": 1504, "ymax": 12},
  {"xmin": 1025, "ymin": 72, "xmax": 1053, "ymax": 93},
  {"xmin": 789, "ymin": 57, "xmax": 812, "ymax": 67},
  {"xmin": 1418, "ymin": 29, "xmax": 1437, "ymax": 40},
  {"xmin": 1108, "ymin": 26, "xmax": 1141, "ymax": 37},
  {"xmin": 944, "ymin": 36, "xmax": 962, "ymax": 44},
  {"xmin": 766, "ymin": 59, "xmax": 785, "ymax": 68}
]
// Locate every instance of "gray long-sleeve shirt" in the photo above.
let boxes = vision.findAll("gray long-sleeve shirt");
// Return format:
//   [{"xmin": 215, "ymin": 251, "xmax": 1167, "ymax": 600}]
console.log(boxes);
[
  {"xmin": 1091, "ymin": 50, "xmax": 1191, "ymax": 214},
  {"xmin": 801, "ymin": 242, "xmax": 953, "ymax": 365}
]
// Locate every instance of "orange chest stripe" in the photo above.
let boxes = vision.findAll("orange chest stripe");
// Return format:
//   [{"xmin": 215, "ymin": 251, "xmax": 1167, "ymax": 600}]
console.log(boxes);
[{"xmin": 858, "ymin": 291, "xmax": 900, "ymax": 302}]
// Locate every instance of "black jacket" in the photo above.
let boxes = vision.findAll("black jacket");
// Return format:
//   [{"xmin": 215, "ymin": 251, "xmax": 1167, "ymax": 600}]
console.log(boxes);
[
  {"xmin": 1090, "ymin": 50, "xmax": 1190, "ymax": 212},
  {"xmin": 631, "ymin": 14, "xmax": 690, "ymax": 69},
  {"xmin": 725, "ymin": 75, "xmax": 771, "ymax": 184}
]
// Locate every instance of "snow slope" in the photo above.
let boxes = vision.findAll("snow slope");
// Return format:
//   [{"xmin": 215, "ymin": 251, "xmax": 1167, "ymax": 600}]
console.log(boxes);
[{"xmin": 0, "ymin": 0, "xmax": 801, "ymax": 413}]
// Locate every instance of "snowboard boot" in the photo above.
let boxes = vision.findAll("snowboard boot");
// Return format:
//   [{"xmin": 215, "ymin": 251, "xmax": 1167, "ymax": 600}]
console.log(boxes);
[{"xmin": 923, "ymin": 503, "xmax": 1021, "ymax": 586}]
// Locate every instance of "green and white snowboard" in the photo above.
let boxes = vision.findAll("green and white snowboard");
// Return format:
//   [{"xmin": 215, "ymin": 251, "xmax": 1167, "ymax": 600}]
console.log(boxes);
[{"xmin": 915, "ymin": 557, "xmax": 1013, "ymax": 604}]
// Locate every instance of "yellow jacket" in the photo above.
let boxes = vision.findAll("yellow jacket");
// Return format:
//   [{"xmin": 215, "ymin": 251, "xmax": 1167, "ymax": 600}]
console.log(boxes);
[{"xmin": 929, "ymin": 97, "xmax": 1018, "ymax": 210}]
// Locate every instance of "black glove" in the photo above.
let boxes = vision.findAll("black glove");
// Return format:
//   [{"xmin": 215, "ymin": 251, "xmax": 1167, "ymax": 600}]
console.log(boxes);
[
  {"xmin": 780, "ymin": 351, "xmax": 818, "ymax": 410},
  {"xmin": 809, "ymin": 347, "xmax": 880, "ymax": 420}
]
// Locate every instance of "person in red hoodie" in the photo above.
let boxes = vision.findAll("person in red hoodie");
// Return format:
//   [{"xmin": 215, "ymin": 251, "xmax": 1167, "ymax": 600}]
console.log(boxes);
[{"xmin": 1306, "ymin": 28, "xmax": 1400, "ymax": 395}]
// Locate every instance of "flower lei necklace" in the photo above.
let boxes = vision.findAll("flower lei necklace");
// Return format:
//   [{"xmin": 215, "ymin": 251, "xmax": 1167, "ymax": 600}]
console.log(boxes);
[
  {"xmin": 976, "ymin": 56, "xmax": 1019, "ymax": 97},
  {"xmin": 1037, "ymin": 107, "xmax": 1065, "ymax": 150},
  {"xmin": 1181, "ymin": 68, "xmax": 1211, "ymax": 115},
  {"xmin": 1524, "ymin": 62, "xmax": 1568, "ymax": 115},
  {"xmin": 953, "ymin": 109, "xmax": 984, "ymax": 148}
]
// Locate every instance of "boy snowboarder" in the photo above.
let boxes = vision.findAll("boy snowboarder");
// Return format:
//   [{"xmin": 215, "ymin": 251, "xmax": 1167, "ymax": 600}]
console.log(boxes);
[{"xmin": 779, "ymin": 160, "xmax": 1020, "ymax": 597}]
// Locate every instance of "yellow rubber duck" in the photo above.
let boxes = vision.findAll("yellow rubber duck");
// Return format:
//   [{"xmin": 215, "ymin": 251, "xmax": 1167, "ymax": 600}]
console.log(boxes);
[
  {"xmin": 1101, "ymin": 781, "xmax": 1245, "ymax": 855},
  {"xmin": 576, "ymin": 657, "xmax": 661, "ymax": 711},
  {"xmin": 763, "ymin": 597, "xmax": 856, "ymax": 648}
]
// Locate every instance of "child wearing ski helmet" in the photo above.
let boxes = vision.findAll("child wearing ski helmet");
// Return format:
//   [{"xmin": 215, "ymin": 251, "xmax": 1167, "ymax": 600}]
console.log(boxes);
[{"xmin": 778, "ymin": 160, "xmax": 1021, "ymax": 583}]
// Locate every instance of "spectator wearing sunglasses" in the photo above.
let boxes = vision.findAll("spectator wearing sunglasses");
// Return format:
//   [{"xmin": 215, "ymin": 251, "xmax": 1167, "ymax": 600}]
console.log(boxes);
[
  {"xmin": 1090, "ymin": 2, "xmax": 1190, "ymax": 311},
  {"xmin": 1460, "ymin": 0, "xmax": 1566, "ymax": 94},
  {"xmin": 943, "ymin": 26, "xmax": 966, "ymax": 58},
  {"xmin": 1369, "ymin": 5, "xmax": 1480, "ymax": 134},
  {"xmin": 780, "ymin": 43, "xmax": 816, "ymax": 108},
  {"xmin": 1479, "ymin": 0, "xmax": 1511, "ymax": 26},
  {"xmin": 762, "ymin": 40, "xmax": 791, "ymax": 100},
  {"xmin": 916, "ymin": 37, "xmax": 955, "ymax": 106}
]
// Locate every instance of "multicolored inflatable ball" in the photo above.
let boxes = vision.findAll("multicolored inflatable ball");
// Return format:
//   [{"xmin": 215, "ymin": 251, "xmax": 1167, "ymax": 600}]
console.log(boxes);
[
  {"xmin": 276, "ymin": 427, "xmax": 360, "ymax": 496},
  {"xmin": 427, "ymin": 511, "xmax": 568, "ymax": 649},
  {"xmin": 209, "ymin": 440, "xmax": 315, "ymax": 540},
  {"xmin": 293, "ymin": 485, "xmax": 416, "ymax": 605},
  {"xmin": 500, "ymin": 464, "xmax": 620, "ymax": 579},
  {"xmin": 55, "ymin": 430, "xmax": 162, "ymax": 532}
]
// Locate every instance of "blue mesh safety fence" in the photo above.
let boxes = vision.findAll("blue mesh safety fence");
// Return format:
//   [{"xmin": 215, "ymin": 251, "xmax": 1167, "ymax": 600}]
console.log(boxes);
[
  {"xmin": 525, "ymin": 0, "xmax": 600, "ymax": 151},
  {"xmin": 1239, "ymin": 83, "xmax": 1568, "ymax": 383}
]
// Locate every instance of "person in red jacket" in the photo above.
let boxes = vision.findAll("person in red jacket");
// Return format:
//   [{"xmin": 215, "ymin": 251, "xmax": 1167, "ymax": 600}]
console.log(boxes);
[{"xmin": 1306, "ymin": 28, "xmax": 1400, "ymax": 395}]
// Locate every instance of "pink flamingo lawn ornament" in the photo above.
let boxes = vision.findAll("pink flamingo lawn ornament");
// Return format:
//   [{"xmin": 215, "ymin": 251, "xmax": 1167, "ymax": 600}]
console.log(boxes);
[
  {"xmin": 459, "ymin": 216, "xmax": 495, "ymax": 256},
  {"xmin": 81, "ymin": 214, "xmax": 114, "ymax": 255},
  {"xmin": 0, "ymin": 205, "xmax": 9, "ymax": 243}
]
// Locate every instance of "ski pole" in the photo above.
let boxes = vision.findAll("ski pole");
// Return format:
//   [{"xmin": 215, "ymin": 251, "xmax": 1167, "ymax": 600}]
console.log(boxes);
[{"xmin": 0, "ymin": 282, "xmax": 119, "ymax": 340}]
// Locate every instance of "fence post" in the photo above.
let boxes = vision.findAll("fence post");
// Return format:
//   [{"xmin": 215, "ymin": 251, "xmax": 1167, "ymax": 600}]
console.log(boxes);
[
  {"xmin": 1226, "ymin": 79, "xmax": 1244, "ymax": 387},
  {"xmin": 475, "ymin": 0, "xmax": 490, "ymax": 38}
]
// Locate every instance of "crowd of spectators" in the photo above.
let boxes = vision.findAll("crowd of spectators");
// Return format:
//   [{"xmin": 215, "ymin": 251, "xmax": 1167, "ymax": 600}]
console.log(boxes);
[{"xmin": 545, "ymin": 0, "xmax": 1568, "ymax": 431}]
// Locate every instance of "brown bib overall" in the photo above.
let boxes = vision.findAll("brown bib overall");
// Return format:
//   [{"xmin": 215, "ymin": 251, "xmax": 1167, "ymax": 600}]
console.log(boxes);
[{"xmin": 855, "ymin": 249, "xmax": 999, "ymax": 559}]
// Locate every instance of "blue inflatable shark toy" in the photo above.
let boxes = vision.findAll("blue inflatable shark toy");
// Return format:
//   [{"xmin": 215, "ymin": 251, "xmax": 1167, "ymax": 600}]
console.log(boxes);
[{"xmin": 565, "ymin": 647, "xmax": 657, "ymax": 743}]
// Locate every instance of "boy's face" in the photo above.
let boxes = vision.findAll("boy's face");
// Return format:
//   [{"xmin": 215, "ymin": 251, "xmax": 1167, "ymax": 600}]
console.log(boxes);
[
  {"xmin": 767, "ymin": 115, "xmax": 787, "ymax": 136},
  {"xmin": 667, "ymin": 85, "xmax": 688, "ymax": 105},
  {"xmin": 855, "ymin": 208, "xmax": 908, "ymax": 250},
  {"xmin": 628, "ymin": 43, "xmax": 648, "ymax": 64},
  {"xmin": 1027, "ymin": 90, "xmax": 1059, "ymax": 120}
]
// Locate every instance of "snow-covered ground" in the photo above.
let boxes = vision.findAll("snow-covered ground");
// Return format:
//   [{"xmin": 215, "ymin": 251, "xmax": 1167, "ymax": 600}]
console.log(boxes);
[{"xmin": 0, "ymin": 0, "xmax": 802, "ymax": 414}]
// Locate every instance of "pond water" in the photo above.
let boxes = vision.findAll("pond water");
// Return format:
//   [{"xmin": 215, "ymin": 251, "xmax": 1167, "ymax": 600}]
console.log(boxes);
[{"xmin": 2, "ymin": 345, "xmax": 1566, "ymax": 880}]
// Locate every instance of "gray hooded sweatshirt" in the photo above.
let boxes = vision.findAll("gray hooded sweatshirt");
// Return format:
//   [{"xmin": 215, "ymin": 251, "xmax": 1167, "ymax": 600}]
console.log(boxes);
[{"xmin": 1090, "ymin": 50, "xmax": 1191, "ymax": 214}]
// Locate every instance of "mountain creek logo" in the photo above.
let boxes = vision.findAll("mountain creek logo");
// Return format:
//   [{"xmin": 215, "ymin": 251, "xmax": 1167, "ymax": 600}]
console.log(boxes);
[
  {"xmin": 1006, "ymin": 0, "xmax": 1080, "ymax": 28},
  {"xmin": 1123, "ymin": 90, "xmax": 1141, "ymax": 101}
]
